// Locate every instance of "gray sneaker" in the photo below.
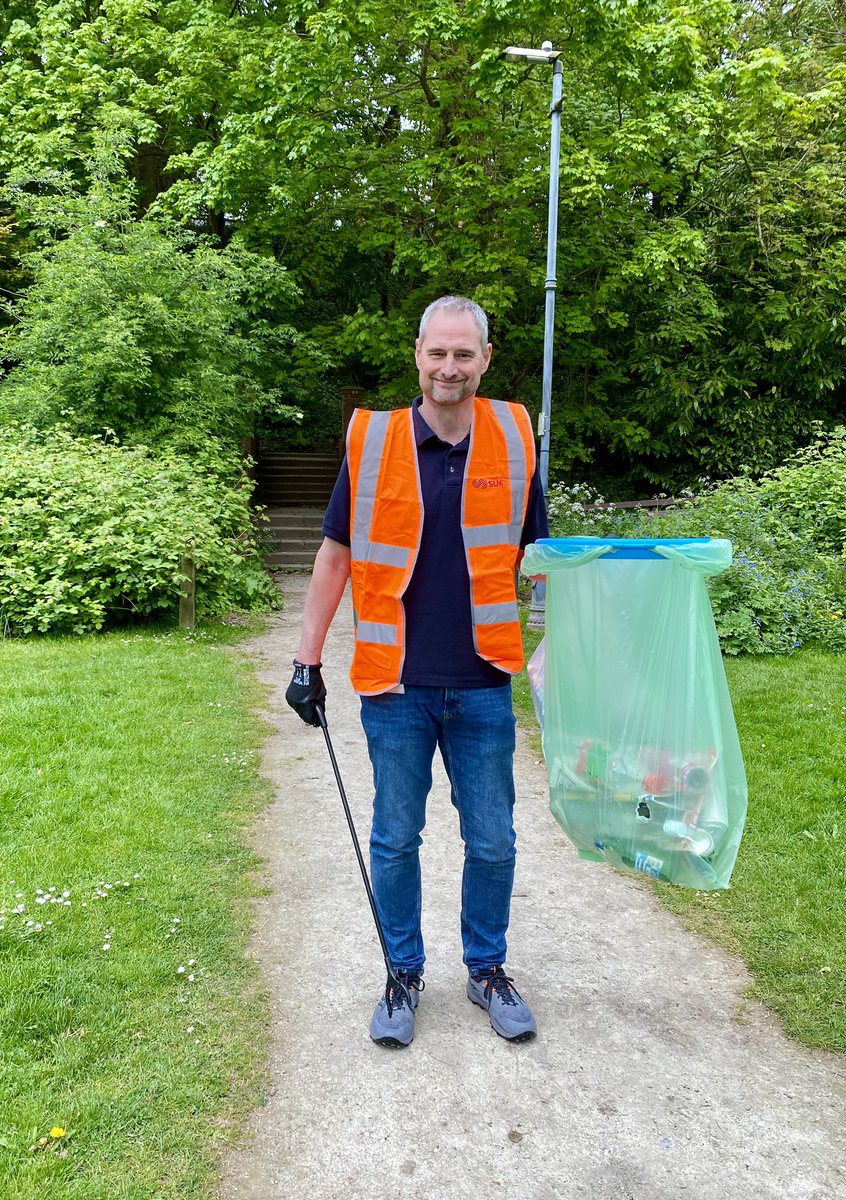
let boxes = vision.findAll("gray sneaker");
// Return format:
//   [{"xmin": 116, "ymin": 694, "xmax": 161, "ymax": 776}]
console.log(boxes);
[
  {"xmin": 369, "ymin": 972, "xmax": 424, "ymax": 1048},
  {"xmin": 467, "ymin": 966, "xmax": 537, "ymax": 1042}
]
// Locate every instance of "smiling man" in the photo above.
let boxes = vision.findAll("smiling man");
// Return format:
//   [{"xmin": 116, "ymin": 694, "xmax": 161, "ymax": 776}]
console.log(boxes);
[
  {"xmin": 285, "ymin": 295, "xmax": 549, "ymax": 1048},
  {"xmin": 415, "ymin": 303, "xmax": 492, "ymax": 412}
]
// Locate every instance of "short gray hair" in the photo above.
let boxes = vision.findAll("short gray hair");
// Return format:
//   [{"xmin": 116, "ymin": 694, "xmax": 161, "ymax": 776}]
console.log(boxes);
[{"xmin": 418, "ymin": 295, "xmax": 489, "ymax": 347}]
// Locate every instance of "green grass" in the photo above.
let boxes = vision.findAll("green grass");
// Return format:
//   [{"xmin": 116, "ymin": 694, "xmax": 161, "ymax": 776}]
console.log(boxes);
[
  {"xmin": 0, "ymin": 620, "xmax": 274, "ymax": 1199},
  {"xmin": 512, "ymin": 615, "xmax": 543, "ymax": 736},
  {"xmin": 514, "ymin": 617, "xmax": 846, "ymax": 1053},
  {"xmin": 2, "ymin": 606, "xmax": 842, "ymax": 1200},
  {"xmin": 661, "ymin": 651, "xmax": 846, "ymax": 1052}
]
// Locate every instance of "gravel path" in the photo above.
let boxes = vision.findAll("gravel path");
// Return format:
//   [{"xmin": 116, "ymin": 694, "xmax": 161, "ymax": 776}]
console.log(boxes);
[{"xmin": 219, "ymin": 573, "xmax": 846, "ymax": 1200}]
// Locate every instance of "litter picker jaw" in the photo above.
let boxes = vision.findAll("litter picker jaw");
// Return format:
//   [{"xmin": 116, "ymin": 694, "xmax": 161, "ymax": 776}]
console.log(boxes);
[{"xmin": 315, "ymin": 705, "xmax": 412, "ymax": 1016}]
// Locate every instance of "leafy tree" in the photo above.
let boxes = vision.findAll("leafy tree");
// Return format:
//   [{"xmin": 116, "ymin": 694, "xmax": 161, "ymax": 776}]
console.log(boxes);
[
  {"xmin": 1, "ymin": 0, "xmax": 844, "ymax": 484},
  {"xmin": 0, "ymin": 0, "xmax": 251, "ymax": 228},
  {"xmin": 0, "ymin": 203, "xmax": 29, "ymax": 334},
  {"xmin": 152, "ymin": 0, "xmax": 845, "ymax": 484},
  {"xmin": 619, "ymin": 0, "xmax": 846, "ymax": 483},
  {"xmin": 0, "ymin": 169, "xmax": 316, "ymax": 448}
]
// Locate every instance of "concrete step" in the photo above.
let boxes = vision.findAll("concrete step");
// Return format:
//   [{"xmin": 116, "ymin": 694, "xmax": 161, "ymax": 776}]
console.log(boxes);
[
  {"xmin": 257, "ymin": 475, "xmax": 338, "ymax": 488},
  {"xmin": 267, "ymin": 535, "xmax": 324, "ymax": 552},
  {"xmin": 267, "ymin": 538, "xmax": 324, "ymax": 566},
  {"xmin": 256, "ymin": 466, "xmax": 338, "ymax": 478},
  {"xmin": 257, "ymin": 463, "xmax": 339, "ymax": 482},
  {"xmin": 259, "ymin": 493, "xmax": 335, "ymax": 507},
  {"xmin": 261, "ymin": 507, "xmax": 326, "ymax": 529},
  {"xmin": 267, "ymin": 549, "xmax": 321, "ymax": 569},
  {"xmin": 258, "ymin": 452, "xmax": 340, "ymax": 466},
  {"xmin": 257, "ymin": 467, "xmax": 339, "ymax": 481},
  {"xmin": 257, "ymin": 480, "xmax": 336, "ymax": 501}
]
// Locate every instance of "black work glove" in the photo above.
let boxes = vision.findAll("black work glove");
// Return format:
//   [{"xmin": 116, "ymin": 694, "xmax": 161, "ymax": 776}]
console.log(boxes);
[{"xmin": 285, "ymin": 660, "xmax": 326, "ymax": 727}]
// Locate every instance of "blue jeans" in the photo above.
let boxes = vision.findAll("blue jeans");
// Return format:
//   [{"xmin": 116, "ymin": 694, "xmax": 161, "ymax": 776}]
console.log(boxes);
[{"xmin": 360, "ymin": 684, "xmax": 517, "ymax": 976}]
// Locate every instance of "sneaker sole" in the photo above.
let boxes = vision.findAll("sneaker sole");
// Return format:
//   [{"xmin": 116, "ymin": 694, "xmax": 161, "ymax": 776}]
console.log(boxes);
[
  {"xmin": 469, "ymin": 995, "xmax": 537, "ymax": 1042},
  {"xmin": 371, "ymin": 1033, "xmax": 413, "ymax": 1048}
]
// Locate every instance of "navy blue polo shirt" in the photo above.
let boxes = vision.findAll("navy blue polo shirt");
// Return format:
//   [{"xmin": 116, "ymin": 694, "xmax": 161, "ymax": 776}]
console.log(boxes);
[{"xmin": 322, "ymin": 398, "xmax": 549, "ymax": 688}]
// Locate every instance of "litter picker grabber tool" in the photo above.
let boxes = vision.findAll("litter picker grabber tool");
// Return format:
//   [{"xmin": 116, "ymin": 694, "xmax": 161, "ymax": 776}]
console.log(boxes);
[{"xmin": 315, "ymin": 704, "xmax": 411, "ymax": 1015}]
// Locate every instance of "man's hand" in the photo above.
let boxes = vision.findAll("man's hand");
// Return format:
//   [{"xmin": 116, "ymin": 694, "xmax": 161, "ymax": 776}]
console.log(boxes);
[{"xmin": 285, "ymin": 660, "xmax": 326, "ymax": 727}]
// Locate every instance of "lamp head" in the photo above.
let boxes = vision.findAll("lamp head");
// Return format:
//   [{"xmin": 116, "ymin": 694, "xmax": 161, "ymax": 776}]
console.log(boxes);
[{"xmin": 499, "ymin": 44, "xmax": 562, "ymax": 64}]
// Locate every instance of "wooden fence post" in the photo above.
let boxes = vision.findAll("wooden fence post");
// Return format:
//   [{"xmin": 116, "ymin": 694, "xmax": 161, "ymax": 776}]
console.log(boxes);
[
  {"xmin": 179, "ymin": 547, "xmax": 196, "ymax": 631},
  {"xmin": 339, "ymin": 385, "xmax": 365, "ymax": 448}
]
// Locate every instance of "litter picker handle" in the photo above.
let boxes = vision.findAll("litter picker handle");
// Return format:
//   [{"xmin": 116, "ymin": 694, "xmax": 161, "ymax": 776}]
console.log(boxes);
[{"xmin": 315, "ymin": 704, "xmax": 393, "ymax": 969}]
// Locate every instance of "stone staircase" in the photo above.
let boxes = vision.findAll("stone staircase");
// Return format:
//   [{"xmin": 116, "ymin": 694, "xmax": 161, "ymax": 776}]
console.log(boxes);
[
  {"xmin": 255, "ymin": 451, "xmax": 341, "ymax": 571},
  {"xmin": 254, "ymin": 451, "xmax": 340, "ymax": 507},
  {"xmin": 261, "ymin": 507, "xmax": 327, "ymax": 571}
]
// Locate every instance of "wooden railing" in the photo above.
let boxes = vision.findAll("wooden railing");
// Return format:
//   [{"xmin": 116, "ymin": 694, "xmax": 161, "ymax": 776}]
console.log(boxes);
[{"xmin": 583, "ymin": 496, "xmax": 690, "ymax": 513}]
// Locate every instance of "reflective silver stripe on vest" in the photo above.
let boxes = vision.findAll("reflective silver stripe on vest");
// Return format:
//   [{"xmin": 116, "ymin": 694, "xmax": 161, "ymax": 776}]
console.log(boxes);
[
  {"xmin": 474, "ymin": 601, "xmax": 520, "ymax": 625},
  {"xmin": 356, "ymin": 621, "xmax": 398, "ymax": 645},
  {"xmin": 349, "ymin": 411, "xmax": 416, "ymax": 573},
  {"xmin": 367, "ymin": 543, "xmax": 412, "ymax": 568},
  {"xmin": 488, "ymin": 399, "xmax": 531, "ymax": 531},
  {"xmin": 349, "ymin": 410, "xmax": 391, "ymax": 561},
  {"xmin": 463, "ymin": 522, "xmax": 521, "ymax": 549}
]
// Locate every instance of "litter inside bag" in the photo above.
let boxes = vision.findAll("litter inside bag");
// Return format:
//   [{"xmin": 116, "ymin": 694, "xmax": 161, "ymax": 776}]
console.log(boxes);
[{"xmin": 522, "ymin": 537, "xmax": 747, "ymax": 891}]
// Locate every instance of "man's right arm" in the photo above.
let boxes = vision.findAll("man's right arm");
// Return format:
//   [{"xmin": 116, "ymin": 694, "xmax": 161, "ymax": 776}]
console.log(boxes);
[
  {"xmin": 286, "ymin": 453, "xmax": 353, "ymax": 725},
  {"xmin": 285, "ymin": 537, "xmax": 351, "ymax": 726},
  {"xmin": 295, "ymin": 536, "xmax": 352, "ymax": 665}
]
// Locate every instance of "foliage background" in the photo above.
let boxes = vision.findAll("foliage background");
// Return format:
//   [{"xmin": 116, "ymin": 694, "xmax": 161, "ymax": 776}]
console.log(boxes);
[
  {"xmin": 0, "ymin": 0, "xmax": 844, "ymax": 487},
  {"xmin": 545, "ymin": 425, "xmax": 846, "ymax": 655}
]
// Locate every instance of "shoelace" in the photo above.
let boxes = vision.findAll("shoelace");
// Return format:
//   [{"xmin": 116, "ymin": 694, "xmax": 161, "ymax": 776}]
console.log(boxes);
[
  {"xmin": 385, "ymin": 974, "xmax": 424, "ymax": 1016},
  {"xmin": 387, "ymin": 986, "xmax": 408, "ymax": 1013},
  {"xmin": 478, "ymin": 968, "xmax": 518, "ymax": 1007}
]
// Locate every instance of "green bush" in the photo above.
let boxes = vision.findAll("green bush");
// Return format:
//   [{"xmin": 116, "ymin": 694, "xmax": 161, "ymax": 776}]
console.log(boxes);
[
  {"xmin": 0, "ymin": 427, "xmax": 279, "ymax": 635},
  {"xmin": 0, "ymin": 172, "xmax": 316, "ymax": 452},
  {"xmin": 759, "ymin": 425, "xmax": 846, "ymax": 555},
  {"xmin": 546, "ymin": 427, "xmax": 846, "ymax": 656}
]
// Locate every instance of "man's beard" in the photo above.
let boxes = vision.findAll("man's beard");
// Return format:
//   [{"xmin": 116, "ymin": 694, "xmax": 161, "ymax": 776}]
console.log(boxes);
[{"xmin": 430, "ymin": 381, "xmax": 470, "ymax": 405}]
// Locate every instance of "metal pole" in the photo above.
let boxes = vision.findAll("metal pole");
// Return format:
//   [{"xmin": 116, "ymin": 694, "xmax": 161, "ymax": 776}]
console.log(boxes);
[{"xmin": 527, "ymin": 47, "xmax": 563, "ymax": 630}]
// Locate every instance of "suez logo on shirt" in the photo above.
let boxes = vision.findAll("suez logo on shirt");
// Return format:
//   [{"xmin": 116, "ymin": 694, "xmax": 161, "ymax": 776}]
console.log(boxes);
[{"xmin": 470, "ymin": 477, "xmax": 504, "ymax": 489}]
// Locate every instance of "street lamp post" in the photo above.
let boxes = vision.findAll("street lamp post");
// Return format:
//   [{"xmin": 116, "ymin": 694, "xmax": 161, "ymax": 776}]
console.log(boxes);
[{"xmin": 500, "ymin": 42, "xmax": 563, "ymax": 629}]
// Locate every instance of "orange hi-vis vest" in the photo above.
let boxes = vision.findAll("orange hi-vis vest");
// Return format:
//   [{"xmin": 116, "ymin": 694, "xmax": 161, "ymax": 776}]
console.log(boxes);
[{"xmin": 346, "ymin": 397, "xmax": 536, "ymax": 696}]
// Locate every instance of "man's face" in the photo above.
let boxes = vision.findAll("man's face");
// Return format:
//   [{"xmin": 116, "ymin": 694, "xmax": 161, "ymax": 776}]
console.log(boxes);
[{"xmin": 415, "ymin": 310, "xmax": 492, "ymax": 408}]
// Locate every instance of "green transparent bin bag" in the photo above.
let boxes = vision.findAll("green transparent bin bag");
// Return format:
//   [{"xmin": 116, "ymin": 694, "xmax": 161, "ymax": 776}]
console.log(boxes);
[{"xmin": 522, "ymin": 540, "xmax": 747, "ymax": 890}]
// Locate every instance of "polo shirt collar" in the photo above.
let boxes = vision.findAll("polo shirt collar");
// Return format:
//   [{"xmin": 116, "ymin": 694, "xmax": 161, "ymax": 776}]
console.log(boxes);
[{"xmin": 412, "ymin": 396, "xmax": 471, "ymax": 447}]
